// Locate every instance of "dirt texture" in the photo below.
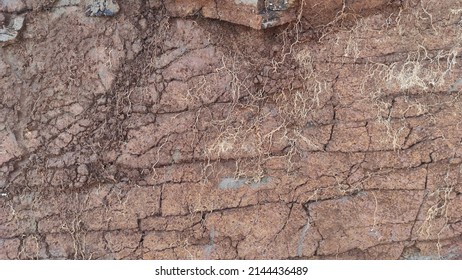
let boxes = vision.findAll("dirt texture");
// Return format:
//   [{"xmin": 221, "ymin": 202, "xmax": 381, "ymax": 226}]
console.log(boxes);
[{"xmin": 1, "ymin": 0, "xmax": 462, "ymax": 260}]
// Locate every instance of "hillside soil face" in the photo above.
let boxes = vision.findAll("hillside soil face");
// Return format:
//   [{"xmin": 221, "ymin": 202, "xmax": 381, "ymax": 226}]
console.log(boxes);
[{"xmin": 1, "ymin": 0, "xmax": 462, "ymax": 259}]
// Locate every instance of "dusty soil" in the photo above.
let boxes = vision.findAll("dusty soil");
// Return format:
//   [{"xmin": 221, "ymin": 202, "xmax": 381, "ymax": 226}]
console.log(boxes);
[{"xmin": 1, "ymin": 0, "xmax": 462, "ymax": 259}]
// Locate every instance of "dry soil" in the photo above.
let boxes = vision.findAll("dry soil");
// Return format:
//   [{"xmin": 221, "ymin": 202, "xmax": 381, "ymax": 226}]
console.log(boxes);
[{"xmin": 0, "ymin": 0, "xmax": 462, "ymax": 259}]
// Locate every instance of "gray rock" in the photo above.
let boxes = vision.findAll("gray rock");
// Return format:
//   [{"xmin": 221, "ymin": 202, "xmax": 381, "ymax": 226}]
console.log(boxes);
[
  {"xmin": 0, "ymin": 15, "xmax": 25, "ymax": 45},
  {"xmin": 0, "ymin": 0, "xmax": 26, "ymax": 13},
  {"xmin": 85, "ymin": 0, "xmax": 119, "ymax": 17}
]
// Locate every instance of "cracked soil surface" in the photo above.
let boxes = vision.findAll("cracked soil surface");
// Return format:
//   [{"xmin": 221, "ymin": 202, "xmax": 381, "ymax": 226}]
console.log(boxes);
[{"xmin": 1, "ymin": 0, "xmax": 462, "ymax": 259}]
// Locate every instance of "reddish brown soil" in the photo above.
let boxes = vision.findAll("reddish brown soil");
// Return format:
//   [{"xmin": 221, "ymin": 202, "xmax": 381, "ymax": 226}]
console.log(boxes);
[{"xmin": 1, "ymin": 0, "xmax": 462, "ymax": 259}]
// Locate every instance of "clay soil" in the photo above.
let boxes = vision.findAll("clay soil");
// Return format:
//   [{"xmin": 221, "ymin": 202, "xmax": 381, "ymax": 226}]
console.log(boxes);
[{"xmin": 1, "ymin": 0, "xmax": 462, "ymax": 259}]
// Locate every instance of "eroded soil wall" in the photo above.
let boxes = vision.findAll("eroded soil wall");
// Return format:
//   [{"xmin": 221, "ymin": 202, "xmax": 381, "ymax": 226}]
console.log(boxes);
[{"xmin": 1, "ymin": 0, "xmax": 462, "ymax": 259}]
